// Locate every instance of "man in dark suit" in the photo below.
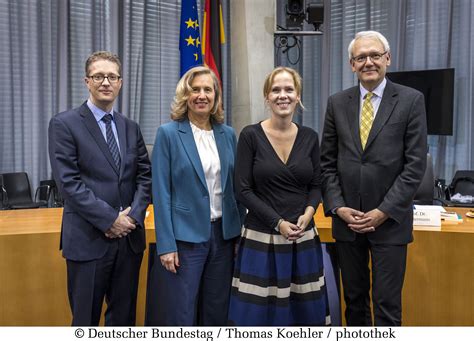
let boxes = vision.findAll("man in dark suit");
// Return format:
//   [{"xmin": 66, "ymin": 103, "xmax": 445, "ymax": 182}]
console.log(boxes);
[
  {"xmin": 320, "ymin": 31, "xmax": 427, "ymax": 326},
  {"xmin": 48, "ymin": 51, "xmax": 151, "ymax": 326}
]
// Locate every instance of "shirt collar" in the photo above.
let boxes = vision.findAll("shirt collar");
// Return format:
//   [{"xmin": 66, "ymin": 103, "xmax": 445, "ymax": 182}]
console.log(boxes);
[
  {"xmin": 87, "ymin": 99, "xmax": 115, "ymax": 123},
  {"xmin": 359, "ymin": 77, "xmax": 387, "ymax": 99}
]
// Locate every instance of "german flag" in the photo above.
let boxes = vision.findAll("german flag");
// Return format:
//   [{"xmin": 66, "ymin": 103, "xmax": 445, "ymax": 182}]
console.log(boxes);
[{"xmin": 202, "ymin": 0, "xmax": 225, "ymax": 85}]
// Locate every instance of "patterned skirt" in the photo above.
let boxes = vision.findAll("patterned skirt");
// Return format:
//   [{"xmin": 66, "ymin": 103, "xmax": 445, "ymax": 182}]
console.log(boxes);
[{"xmin": 228, "ymin": 226, "xmax": 331, "ymax": 326}]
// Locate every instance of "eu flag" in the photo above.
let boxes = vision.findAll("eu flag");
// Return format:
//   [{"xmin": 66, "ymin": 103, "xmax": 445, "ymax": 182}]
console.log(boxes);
[{"xmin": 180, "ymin": 0, "xmax": 203, "ymax": 76}]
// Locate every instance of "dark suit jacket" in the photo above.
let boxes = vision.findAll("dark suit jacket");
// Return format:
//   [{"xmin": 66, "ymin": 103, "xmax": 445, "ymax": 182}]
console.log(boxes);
[
  {"xmin": 320, "ymin": 80, "xmax": 427, "ymax": 245},
  {"xmin": 152, "ymin": 119, "xmax": 244, "ymax": 255},
  {"xmin": 48, "ymin": 102, "xmax": 152, "ymax": 261}
]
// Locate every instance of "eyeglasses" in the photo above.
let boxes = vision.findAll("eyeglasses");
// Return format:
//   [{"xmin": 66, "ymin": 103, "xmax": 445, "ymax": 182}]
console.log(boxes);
[
  {"xmin": 352, "ymin": 51, "xmax": 388, "ymax": 63},
  {"xmin": 87, "ymin": 74, "xmax": 121, "ymax": 83}
]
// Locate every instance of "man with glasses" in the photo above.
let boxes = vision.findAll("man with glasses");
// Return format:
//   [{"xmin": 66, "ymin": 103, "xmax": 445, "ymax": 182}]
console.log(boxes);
[
  {"xmin": 48, "ymin": 51, "xmax": 151, "ymax": 326},
  {"xmin": 320, "ymin": 31, "xmax": 427, "ymax": 326}
]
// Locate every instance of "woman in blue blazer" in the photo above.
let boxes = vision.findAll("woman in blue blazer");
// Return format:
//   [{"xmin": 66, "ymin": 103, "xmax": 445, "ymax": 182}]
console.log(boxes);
[{"xmin": 152, "ymin": 66, "xmax": 243, "ymax": 325}]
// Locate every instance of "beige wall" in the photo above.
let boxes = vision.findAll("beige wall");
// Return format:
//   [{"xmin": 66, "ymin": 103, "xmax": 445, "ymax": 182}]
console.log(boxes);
[{"xmin": 230, "ymin": 0, "xmax": 275, "ymax": 135}]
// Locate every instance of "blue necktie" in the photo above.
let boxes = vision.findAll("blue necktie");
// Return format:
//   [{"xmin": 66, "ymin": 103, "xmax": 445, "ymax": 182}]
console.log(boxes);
[{"xmin": 102, "ymin": 114, "xmax": 121, "ymax": 170}]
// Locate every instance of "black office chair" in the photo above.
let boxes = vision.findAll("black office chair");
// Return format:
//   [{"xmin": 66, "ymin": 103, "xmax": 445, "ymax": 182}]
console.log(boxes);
[
  {"xmin": 414, "ymin": 153, "xmax": 435, "ymax": 205},
  {"xmin": 448, "ymin": 170, "xmax": 474, "ymax": 196},
  {"xmin": 0, "ymin": 175, "xmax": 8, "ymax": 210},
  {"xmin": 0, "ymin": 172, "xmax": 49, "ymax": 209},
  {"xmin": 442, "ymin": 170, "xmax": 474, "ymax": 207},
  {"xmin": 39, "ymin": 179, "xmax": 63, "ymax": 207}
]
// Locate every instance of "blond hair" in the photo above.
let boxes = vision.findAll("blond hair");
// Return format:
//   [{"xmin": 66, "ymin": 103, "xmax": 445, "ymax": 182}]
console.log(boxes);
[
  {"xmin": 170, "ymin": 66, "xmax": 224, "ymax": 123},
  {"xmin": 263, "ymin": 66, "xmax": 305, "ymax": 110}
]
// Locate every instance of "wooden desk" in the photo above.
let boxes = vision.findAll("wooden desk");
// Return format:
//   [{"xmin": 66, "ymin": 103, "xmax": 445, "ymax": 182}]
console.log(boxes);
[
  {"xmin": 1, "ymin": 206, "xmax": 473, "ymax": 325},
  {"xmin": 403, "ymin": 208, "xmax": 474, "ymax": 325},
  {"xmin": 0, "ymin": 207, "xmax": 157, "ymax": 326}
]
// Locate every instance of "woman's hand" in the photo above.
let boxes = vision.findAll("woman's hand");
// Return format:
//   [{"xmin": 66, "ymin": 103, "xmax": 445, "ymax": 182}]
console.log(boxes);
[
  {"xmin": 279, "ymin": 220, "xmax": 305, "ymax": 241},
  {"xmin": 296, "ymin": 206, "xmax": 315, "ymax": 230},
  {"xmin": 160, "ymin": 252, "xmax": 180, "ymax": 274}
]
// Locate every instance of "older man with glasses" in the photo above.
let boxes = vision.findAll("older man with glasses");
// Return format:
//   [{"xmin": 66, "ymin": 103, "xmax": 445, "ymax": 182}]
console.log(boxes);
[
  {"xmin": 48, "ymin": 51, "xmax": 151, "ymax": 326},
  {"xmin": 320, "ymin": 31, "xmax": 427, "ymax": 326}
]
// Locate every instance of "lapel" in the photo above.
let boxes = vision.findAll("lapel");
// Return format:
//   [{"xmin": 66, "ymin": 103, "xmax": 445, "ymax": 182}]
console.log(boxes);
[
  {"xmin": 114, "ymin": 111, "xmax": 127, "ymax": 177},
  {"xmin": 213, "ymin": 123, "xmax": 229, "ymax": 191},
  {"xmin": 177, "ymin": 119, "xmax": 208, "ymax": 190},
  {"xmin": 345, "ymin": 86, "xmax": 364, "ymax": 154},
  {"xmin": 365, "ymin": 80, "xmax": 398, "ymax": 150},
  {"xmin": 79, "ymin": 103, "xmax": 120, "ymax": 175}
]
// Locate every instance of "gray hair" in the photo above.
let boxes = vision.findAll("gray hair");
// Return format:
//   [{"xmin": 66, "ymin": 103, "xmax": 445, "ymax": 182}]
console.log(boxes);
[{"xmin": 347, "ymin": 31, "xmax": 390, "ymax": 60}]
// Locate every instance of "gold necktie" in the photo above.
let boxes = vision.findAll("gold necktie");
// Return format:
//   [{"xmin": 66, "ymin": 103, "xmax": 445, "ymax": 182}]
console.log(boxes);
[{"xmin": 360, "ymin": 92, "xmax": 374, "ymax": 149}]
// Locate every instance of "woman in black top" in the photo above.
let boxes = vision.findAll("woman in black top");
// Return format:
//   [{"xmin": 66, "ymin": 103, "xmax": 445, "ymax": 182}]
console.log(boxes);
[{"xmin": 228, "ymin": 67, "xmax": 330, "ymax": 326}]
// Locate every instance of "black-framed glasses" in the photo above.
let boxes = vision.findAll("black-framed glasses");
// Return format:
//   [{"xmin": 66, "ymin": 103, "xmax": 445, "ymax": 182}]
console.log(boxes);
[
  {"xmin": 87, "ymin": 74, "xmax": 121, "ymax": 83},
  {"xmin": 352, "ymin": 51, "xmax": 388, "ymax": 63}
]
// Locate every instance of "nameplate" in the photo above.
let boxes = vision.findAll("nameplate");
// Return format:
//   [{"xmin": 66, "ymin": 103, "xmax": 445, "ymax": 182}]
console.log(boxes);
[{"xmin": 413, "ymin": 205, "xmax": 441, "ymax": 227}]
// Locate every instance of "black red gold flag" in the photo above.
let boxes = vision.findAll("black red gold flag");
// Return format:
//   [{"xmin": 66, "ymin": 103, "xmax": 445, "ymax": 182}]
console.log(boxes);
[{"xmin": 202, "ymin": 0, "xmax": 225, "ymax": 84}]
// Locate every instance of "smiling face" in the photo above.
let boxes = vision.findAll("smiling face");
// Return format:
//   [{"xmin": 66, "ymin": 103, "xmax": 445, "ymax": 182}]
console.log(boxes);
[
  {"xmin": 350, "ymin": 37, "xmax": 391, "ymax": 91},
  {"xmin": 186, "ymin": 73, "xmax": 216, "ymax": 121},
  {"xmin": 85, "ymin": 59, "xmax": 122, "ymax": 112},
  {"xmin": 266, "ymin": 71, "xmax": 300, "ymax": 118}
]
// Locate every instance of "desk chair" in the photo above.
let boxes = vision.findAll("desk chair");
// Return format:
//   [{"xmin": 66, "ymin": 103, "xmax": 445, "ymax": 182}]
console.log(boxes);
[
  {"xmin": 0, "ymin": 176, "xmax": 7, "ymax": 210},
  {"xmin": 39, "ymin": 179, "xmax": 63, "ymax": 207},
  {"xmin": 414, "ymin": 153, "xmax": 434, "ymax": 205},
  {"xmin": 449, "ymin": 170, "xmax": 474, "ymax": 196},
  {"xmin": 444, "ymin": 170, "xmax": 474, "ymax": 207},
  {"xmin": 0, "ymin": 172, "xmax": 49, "ymax": 209}
]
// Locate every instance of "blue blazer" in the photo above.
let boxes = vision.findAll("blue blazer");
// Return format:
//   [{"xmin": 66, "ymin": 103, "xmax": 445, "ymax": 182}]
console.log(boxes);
[
  {"xmin": 48, "ymin": 102, "xmax": 152, "ymax": 261},
  {"xmin": 152, "ymin": 119, "xmax": 243, "ymax": 255}
]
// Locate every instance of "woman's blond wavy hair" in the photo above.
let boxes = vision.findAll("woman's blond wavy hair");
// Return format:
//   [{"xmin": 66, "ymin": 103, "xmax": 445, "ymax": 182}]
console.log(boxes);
[{"xmin": 170, "ymin": 66, "xmax": 224, "ymax": 123}]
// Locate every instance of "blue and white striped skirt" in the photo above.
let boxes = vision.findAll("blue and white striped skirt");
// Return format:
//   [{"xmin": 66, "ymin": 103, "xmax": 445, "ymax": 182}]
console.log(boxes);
[{"xmin": 228, "ymin": 226, "xmax": 331, "ymax": 326}]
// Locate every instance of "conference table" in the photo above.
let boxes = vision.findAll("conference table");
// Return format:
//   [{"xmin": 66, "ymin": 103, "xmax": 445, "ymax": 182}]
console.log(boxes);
[{"xmin": 1, "ymin": 206, "xmax": 473, "ymax": 326}]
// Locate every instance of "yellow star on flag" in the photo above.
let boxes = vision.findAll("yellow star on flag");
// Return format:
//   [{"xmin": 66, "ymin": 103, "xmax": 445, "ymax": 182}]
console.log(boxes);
[
  {"xmin": 193, "ymin": 20, "xmax": 199, "ymax": 29},
  {"xmin": 196, "ymin": 37, "xmax": 201, "ymax": 47},
  {"xmin": 194, "ymin": 53, "xmax": 198, "ymax": 61},
  {"xmin": 185, "ymin": 18, "xmax": 195, "ymax": 29},
  {"xmin": 185, "ymin": 35, "xmax": 196, "ymax": 46}
]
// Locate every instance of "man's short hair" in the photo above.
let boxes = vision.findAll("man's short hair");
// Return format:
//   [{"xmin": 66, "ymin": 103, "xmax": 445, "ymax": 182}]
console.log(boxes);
[
  {"xmin": 347, "ymin": 31, "xmax": 391, "ymax": 60},
  {"xmin": 85, "ymin": 51, "xmax": 122, "ymax": 76}
]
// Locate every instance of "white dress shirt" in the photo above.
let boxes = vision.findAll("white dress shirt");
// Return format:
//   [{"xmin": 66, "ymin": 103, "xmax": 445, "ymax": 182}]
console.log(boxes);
[
  {"xmin": 87, "ymin": 99, "xmax": 121, "ymax": 153},
  {"xmin": 359, "ymin": 77, "xmax": 387, "ymax": 122}
]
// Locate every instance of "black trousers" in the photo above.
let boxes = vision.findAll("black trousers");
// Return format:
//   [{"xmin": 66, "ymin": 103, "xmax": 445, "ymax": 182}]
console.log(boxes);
[
  {"xmin": 66, "ymin": 237, "xmax": 143, "ymax": 326},
  {"xmin": 336, "ymin": 234, "xmax": 407, "ymax": 326}
]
